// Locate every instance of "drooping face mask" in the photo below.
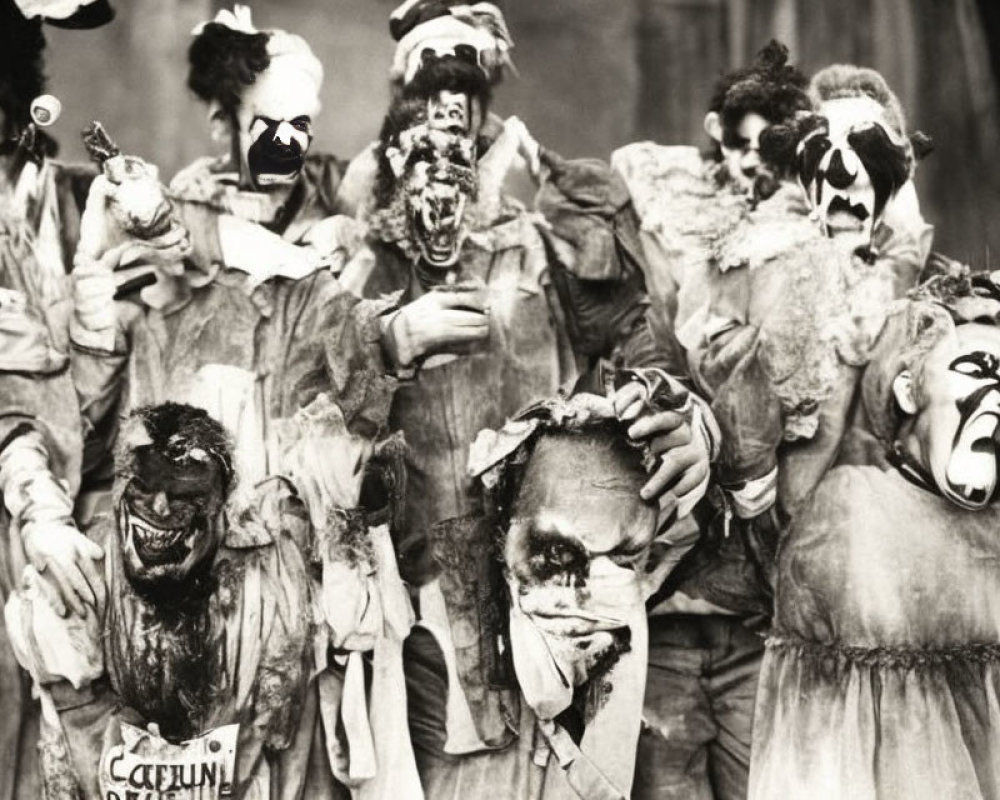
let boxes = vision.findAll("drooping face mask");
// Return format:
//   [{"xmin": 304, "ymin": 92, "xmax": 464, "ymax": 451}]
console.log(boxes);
[
  {"xmin": 235, "ymin": 60, "xmax": 318, "ymax": 189},
  {"xmin": 389, "ymin": 125, "xmax": 477, "ymax": 269},
  {"xmin": 908, "ymin": 324, "xmax": 1000, "ymax": 509},
  {"xmin": 503, "ymin": 426, "xmax": 658, "ymax": 703},
  {"xmin": 796, "ymin": 99, "xmax": 909, "ymax": 248}
]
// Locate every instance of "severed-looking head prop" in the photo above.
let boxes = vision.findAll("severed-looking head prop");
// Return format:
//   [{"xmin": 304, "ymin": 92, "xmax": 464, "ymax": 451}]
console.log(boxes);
[
  {"xmin": 114, "ymin": 402, "xmax": 235, "ymax": 594},
  {"xmin": 864, "ymin": 268, "xmax": 1000, "ymax": 510},
  {"xmin": 470, "ymin": 394, "xmax": 659, "ymax": 720},
  {"xmin": 370, "ymin": 52, "xmax": 487, "ymax": 268}
]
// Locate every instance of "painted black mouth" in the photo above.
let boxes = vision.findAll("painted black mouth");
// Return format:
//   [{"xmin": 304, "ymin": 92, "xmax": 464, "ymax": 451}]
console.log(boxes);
[
  {"xmin": 248, "ymin": 139, "xmax": 305, "ymax": 178},
  {"xmin": 827, "ymin": 193, "xmax": 870, "ymax": 222}
]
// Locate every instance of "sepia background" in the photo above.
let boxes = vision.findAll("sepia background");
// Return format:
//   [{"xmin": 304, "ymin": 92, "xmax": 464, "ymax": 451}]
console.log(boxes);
[{"xmin": 44, "ymin": 0, "xmax": 1000, "ymax": 265}]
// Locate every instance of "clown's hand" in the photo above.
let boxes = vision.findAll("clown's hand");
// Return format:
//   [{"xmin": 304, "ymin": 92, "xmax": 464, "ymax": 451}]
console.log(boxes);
[
  {"xmin": 381, "ymin": 284, "xmax": 490, "ymax": 368},
  {"xmin": 21, "ymin": 521, "xmax": 105, "ymax": 619},
  {"xmin": 111, "ymin": 223, "xmax": 191, "ymax": 271},
  {"xmin": 613, "ymin": 378, "xmax": 711, "ymax": 519}
]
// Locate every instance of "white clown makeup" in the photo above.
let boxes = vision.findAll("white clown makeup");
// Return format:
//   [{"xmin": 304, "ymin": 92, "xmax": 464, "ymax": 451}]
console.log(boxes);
[
  {"xmin": 896, "ymin": 324, "xmax": 1000, "ymax": 510},
  {"xmin": 237, "ymin": 62, "xmax": 318, "ymax": 189},
  {"xmin": 796, "ymin": 101, "xmax": 909, "ymax": 248}
]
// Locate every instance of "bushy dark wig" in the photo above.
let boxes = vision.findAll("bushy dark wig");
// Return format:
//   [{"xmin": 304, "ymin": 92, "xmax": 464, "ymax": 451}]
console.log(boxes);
[
  {"xmin": 121, "ymin": 402, "xmax": 236, "ymax": 494},
  {"xmin": 372, "ymin": 51, "xmax": 490, "ymax": 210},
  {"xmin": 402, "ymin": 48, "xmax": 492, "ymax": 115},
  {"xmin": 0, "ymin": 3, "xmax": 47, "ymax": 142},
  {"xmin": 708, "ymin": 40, "xmax": 810, "ymax": 148},
  {"xmin": 758, "ymin": 112, "xmax": 828, "ymax": 181},
  {"xmin": 187, "ymin": 21, "xmax": 271, "ymax": 117}
]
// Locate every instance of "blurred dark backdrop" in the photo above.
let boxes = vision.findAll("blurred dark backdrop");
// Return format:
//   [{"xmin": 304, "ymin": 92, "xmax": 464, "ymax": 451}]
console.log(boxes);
[{"xmin": 45, "ymin": 0, "xmax": 1000, "ymax": 264}]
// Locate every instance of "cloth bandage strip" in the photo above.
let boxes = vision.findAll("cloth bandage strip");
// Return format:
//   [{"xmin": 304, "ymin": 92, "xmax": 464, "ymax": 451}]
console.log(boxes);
[{"xmin": 726, "ymin": 466, "xmax": 779, "ymax": 519}]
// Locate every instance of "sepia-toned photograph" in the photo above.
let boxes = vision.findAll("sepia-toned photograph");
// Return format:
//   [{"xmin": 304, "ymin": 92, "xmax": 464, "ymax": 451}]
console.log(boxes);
[{"xmin": 1, "ymin": 1, "xmax": 999, "ymax": 798}]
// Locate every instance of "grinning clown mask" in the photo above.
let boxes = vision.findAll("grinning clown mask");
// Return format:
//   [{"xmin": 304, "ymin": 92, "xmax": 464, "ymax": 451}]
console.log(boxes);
[
  {"xmin": 115, "ymin": 403, "xmax": 234, "ymax": 592},
  {"xmin": 895, "ymin": 322, "xmax": 1000, "ymax": 511}
]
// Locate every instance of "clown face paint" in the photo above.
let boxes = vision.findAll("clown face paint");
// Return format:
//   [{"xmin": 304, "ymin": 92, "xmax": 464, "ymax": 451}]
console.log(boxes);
[
  {"xmin": 721, "ymin": 111, "xmax": 770, "ymax": 195},
  {"xmin": 236, "ymin": 65, "xmax": 317, "ymax": 189},
  {"xmin": 119, "ymin": 448, "xmax": 226, "ymax": 589},
  {"xmin": 797, "ymin": 108, "xmax": 908, "ymax": 247},
  {"xmin": 912, "ymin": 324, "xmax": 1000, "ymax": 510}
]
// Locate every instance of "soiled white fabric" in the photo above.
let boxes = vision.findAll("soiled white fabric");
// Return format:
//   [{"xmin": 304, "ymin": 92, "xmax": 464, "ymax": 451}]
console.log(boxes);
[
  {"xmin": 508, "ymin": 557, "xmax": 649, "ymax": 798},
  {"xmin": 751, "ymin": 466, "xmax": 1000, "ymax": 800}
]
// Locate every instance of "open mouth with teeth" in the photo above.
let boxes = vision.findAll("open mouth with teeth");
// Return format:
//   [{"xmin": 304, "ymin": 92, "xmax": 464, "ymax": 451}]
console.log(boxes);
[
  {"xmin": 125, "ymin": 512, "xmax": 200, "ymax": 567},
  {"xmin": 946, "ymin": 412, "xmax": 1000, "ymax": 509},
  {"xmin": 412, "ymin": 194, "xmax": 466, "ymax": 268}
]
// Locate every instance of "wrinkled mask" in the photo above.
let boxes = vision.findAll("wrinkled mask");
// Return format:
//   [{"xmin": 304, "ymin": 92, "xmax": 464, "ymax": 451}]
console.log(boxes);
[
  {"xmin": 905, "ymin": 323, "xmax": 1000, "ymax": 510},
  {"xmin": 796, "ymin": 113, "xmax": 908, "ymax": 249},
  {"xmin": 116, "ymin": 405, "xmax": 233, "ymax": 591},
  {"xmin": 388, "ymin": 126, "xmax": 477, "ymax": 268}
]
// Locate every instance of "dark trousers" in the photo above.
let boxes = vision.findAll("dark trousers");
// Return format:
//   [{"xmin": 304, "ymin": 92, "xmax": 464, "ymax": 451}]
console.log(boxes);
[{"xmin": 632, "ymin": 614, "xmax": 764, "ymax": 800}]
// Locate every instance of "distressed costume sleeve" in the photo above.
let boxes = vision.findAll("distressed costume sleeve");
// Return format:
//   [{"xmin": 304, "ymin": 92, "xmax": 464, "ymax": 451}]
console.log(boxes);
[{"xmin": 535, "ymin": 149, "xmax": 688, "ymax": 378}]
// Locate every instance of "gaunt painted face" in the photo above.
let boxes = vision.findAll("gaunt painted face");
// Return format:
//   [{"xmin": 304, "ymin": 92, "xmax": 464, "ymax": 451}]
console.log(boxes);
[{"xmin": 901, "ymin": 324, "xmax": 1000, "ymax": 510}]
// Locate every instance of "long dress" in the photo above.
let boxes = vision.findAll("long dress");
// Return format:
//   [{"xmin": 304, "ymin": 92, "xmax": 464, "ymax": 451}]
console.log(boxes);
[{"xmin": 750, "ymin": 464, "xmax": 1000, "ymax": 800}]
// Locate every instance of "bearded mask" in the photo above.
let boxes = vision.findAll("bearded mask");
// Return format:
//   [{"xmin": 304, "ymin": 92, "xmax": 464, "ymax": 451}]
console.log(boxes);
[
  {"xmin": 115, "ymin": 403, "xmax": 235, "ymax": 592},
  {"xmin": 382, "ymin": 125, "xmax": 477, "ymax": 268}
]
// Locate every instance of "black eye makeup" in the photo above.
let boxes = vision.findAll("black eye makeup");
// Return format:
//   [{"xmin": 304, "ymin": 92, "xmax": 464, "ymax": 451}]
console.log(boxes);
[{"xmin": 949, "ymin": 351, "xmax": 1000, "ymax": 381}]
